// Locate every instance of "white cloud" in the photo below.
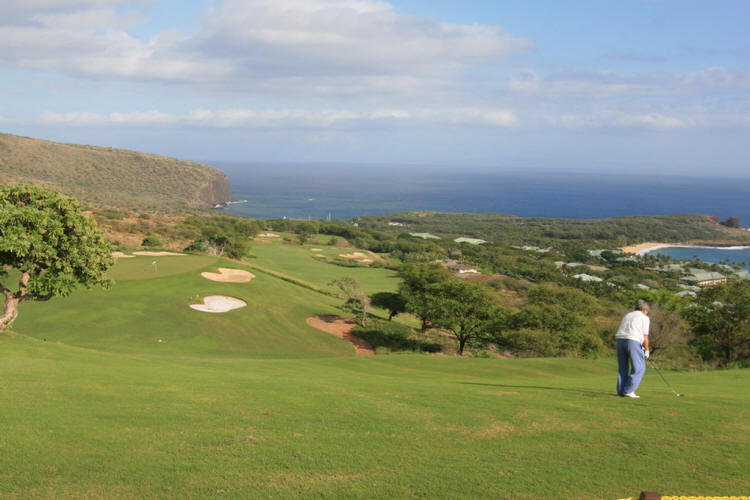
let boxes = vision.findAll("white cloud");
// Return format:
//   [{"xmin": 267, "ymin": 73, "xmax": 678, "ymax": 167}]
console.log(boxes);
[
  {"xmin": 0, "ymin": 0, "xmax": 530, "ymax": 96},
  {"xmin": 544, "ymin": 111, "xmax": 700, "ymax": 131},
  {"xmin": 195, "ymin": 0, "xmax": 531, "ymax": 78},
  {"xmin": 35, "ymin": 106, "xmax": 518, "ymax": 129},
  {"xmin": 39, "ymin": 111, "xmax": 109, "ymax": 124},
  {"xmin": 617, "ymin": 113, "xmax": 690, "ymax": 130},
  {"xmin": 502, "ymin": 67, "xmax": 750, "ymax": 99}
]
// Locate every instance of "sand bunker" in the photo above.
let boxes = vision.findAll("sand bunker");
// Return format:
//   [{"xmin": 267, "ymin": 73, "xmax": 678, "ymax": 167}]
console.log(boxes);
[
  {"xmin": 311, "ymin": 248, "xmax": 323, "ymax": 252},
  {"xmin": 201, "ymin": 268, "xmax": 255, "ymax": 283},
  {"xmin": 339, "ymin": 252, "xmax": 374, "ymax": 264},
  {"xmin": 133, "ymin": 251, "xmax": 186, "ymax": 256},
  {"xmin": 257, "ymin": 233, "xmax": 280, "ymax": 238},
  {"xmin": 111, "ymin": 251, "xmax": 135, "ymax": 259},
  {"xmin": 190, "ymin": 295, "xmax": 247, "ymax": 313},
  {"xmin": 306, "ymin": 316, "xmax": 374, "ymax": 356}
]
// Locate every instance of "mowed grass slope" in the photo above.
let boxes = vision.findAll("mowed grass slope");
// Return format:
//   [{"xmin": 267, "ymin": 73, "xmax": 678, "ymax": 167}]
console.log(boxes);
[
  {"xmin": 3, "ymin": 250, "xmax": 749, "ymax": 498},
  {"xmin": 1, "ymin": 336, "xmax": 748, "ymax": 499},
  {"xmin": 13, "ymin": 254, "xmax": 352, "ymax": 357},
  {"xmin": 248, "ymin": 235, "xmax": 400, "ymax": 295}
]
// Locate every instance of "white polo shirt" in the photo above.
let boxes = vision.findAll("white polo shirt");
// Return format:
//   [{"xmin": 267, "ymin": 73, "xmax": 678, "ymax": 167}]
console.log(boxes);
[{"xmin": 615, "ymin": 310, "xmax": 650, "ymax": 344}]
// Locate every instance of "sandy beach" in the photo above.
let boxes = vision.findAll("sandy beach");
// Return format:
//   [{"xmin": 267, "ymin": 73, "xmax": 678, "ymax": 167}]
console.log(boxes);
[{"xmin": 619, "ymin": 242, "xmax": 680, "ymax": 255}]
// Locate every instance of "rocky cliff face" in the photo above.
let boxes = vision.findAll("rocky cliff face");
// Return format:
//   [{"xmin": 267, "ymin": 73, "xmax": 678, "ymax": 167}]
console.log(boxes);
[{"xmin": 199, "ymin": 172, "xmax": 233, "ymax": 206}]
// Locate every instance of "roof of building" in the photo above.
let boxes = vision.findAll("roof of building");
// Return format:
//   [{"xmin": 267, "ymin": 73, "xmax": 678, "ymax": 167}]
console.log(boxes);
[
  {"xmin": 410, "ymin": 232, "xmax": 440, "ymax": 240},
  {"xmin": 678, "ymin": 284, "xmax": 701, "ymax": 291},
  {"xmin": 454, "ymin": 237, "xmax": 487, "ymax": 245},
  {"xmin": 683, "ymin": 269, "xmax": 727, "ymax": 282},
  {"xmin": 573, "ymin": 273, "xmax": 604, "ymax": 282}
]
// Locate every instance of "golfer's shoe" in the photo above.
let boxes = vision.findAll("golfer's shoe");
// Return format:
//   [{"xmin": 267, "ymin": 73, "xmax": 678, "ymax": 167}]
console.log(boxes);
[{"xmin": 623, "ymin": 392, "xmax": 640, "ymax": 399}]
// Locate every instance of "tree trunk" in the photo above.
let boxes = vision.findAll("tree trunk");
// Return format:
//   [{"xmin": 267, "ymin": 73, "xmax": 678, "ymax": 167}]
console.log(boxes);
[
  {"xmin": 0, "ymin": 295, "xmax": 20, "ymax": 333},
  {"xmin": 1, "ymin": 271, "xmax": 29, "ymax": 333},
  {"xmin": 458, "ymin": 336, "xmax": 467, "ymax": 356}
]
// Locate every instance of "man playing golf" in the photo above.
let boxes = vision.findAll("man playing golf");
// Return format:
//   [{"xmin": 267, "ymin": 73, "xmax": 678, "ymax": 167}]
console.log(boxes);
[{"xmin": 615, "ymin": 299, "xmax": 650, "ymax": 398}]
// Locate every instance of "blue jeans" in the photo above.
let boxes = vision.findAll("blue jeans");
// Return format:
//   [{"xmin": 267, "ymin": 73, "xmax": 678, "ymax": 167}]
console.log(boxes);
[{"xmin": 617, "ymin": 339, "xmax": 646, "ymax": 395}]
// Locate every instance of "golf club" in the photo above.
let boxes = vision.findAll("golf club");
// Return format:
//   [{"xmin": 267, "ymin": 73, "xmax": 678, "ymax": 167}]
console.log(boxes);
[{"xmin": 648, "ymin": 358, "xmax": 684, "ymax": 397}]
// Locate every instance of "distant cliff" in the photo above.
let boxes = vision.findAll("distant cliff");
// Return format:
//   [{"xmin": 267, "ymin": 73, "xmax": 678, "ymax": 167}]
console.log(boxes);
[{"xmin": 0, "ymin": 132, "xmax": 232, "ymax": 211}]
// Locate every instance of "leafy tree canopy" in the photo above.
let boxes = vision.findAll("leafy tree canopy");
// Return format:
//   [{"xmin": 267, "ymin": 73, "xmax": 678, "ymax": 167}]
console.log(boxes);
[
  {"xmin": 0, "ymin": 184, "xmax": 114, "ymax": 332},
  {"xmin": 687, "ymin": 281, "xmax": 750, "ymax": 366}
]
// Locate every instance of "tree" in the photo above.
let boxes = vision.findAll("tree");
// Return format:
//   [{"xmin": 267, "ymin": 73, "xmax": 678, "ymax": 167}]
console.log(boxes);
[
  {"xmin": 180, "ymin": 215, "xmax": 260, "ymax": 259},
  {"xmin": 497, "ymin": 284, "xmax": 605, "ymax": 357},
  {"xmin": 647, "ymin": 306, "xmax": 691, "ymax": 356},
  {"xmin": 686, "ymin": 281, "xmax": 750, "ymax": 366},
  {"xmin": 141, "ymin": 235, "xmax": 163, "ymax": 248},
  {"xmin": 398, "ymin": 263, "xmax": 452, "ymax": 331},
  {"xmin": 330, "ymin": 277, "xmax": 371, "ymax": 326},
  {"xmin": 0, "ymin": 184, "xmax": 114, "ymax": 333},
  {"xmin": 426, "ymin": 278, "xmax": 497, "ymax": 355},
  {"xmin": 370, "ymin": 292, "xmax": 407, "ymax": 320}
]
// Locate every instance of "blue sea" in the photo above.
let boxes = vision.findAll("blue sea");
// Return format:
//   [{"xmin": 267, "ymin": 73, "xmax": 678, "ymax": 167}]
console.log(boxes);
[
  {"xmin": 646, "ymin": 246, "xmax": 750, "ymax": 270},
  {"xmin": 214, "ymin": 162, "xmax": 750, "ymax": 266}
]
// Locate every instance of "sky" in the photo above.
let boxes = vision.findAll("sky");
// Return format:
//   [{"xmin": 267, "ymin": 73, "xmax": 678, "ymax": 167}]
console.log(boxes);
[{"xmin": 1, "ymin": 0, "xmax": 749, "ymax": 175}]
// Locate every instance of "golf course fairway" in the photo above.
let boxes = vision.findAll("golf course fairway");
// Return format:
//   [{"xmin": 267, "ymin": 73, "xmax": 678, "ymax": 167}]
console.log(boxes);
[{"xmin": 2, "ymin": 253, "xmax": 749, "ymax": 498}]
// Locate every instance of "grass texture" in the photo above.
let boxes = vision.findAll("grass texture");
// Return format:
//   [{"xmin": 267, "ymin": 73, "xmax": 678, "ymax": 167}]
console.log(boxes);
[{"xmin": 2, "ymin": 252, "xmax": 749, "ymax": 499}]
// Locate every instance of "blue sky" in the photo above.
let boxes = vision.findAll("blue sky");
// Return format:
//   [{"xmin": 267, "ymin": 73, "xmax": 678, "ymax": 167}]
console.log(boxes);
[{"xmin": 1, "ymin": 0, "xmax": 749, "ymax": 175}]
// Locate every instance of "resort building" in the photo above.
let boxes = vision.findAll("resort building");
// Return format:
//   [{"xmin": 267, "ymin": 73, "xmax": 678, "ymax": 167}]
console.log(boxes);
[
  {"xmin": 682, "ymin": 269, "xmax": 727, "ymax": 287},
  {"xmin": 410, "ymin": 232, "xmax": 440, "ymax": 240},
  {"xmin": 454, "ymin": 237, "xmax": 487, "ymax": 245},
  {"xmin": 572, "ymin": 273, "xmax": 603, "ymax": 282}
]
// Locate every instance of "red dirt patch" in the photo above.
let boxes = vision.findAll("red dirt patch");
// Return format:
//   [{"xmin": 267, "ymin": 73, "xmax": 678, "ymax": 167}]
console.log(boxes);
[{"xmin": 306, "ymin": 315, "xmax": 375, "ymax": 356}]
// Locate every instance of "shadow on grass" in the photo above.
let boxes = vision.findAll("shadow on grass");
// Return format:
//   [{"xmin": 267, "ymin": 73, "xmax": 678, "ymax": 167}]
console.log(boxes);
[
  {"xmin": 461, "ymin": 382, "xmax": 617, "ymax": 397},
  {"xmin": 353, "ymin": 319, "xmax": 443, "ymax": 354}
]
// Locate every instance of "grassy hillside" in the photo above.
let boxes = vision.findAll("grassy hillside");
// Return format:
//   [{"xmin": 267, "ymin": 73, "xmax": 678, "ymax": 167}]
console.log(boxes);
[
  {"xmin": 1, "ymin": 335, "xmax": 748, "ymax": 499},
  {"xmin": 248, "ymin": 234, "xmax": 399, "ymax": 295},
  {"xmin": 0, "ymin": 132, "xmax": 232, "ymax": 211},
  {"xmin": 3, "ymin": 234, "xmax": 749, "ymax": 498},
  {"xmin": 357, "ymin": 211, "xmax": 750, "ymax": 248},
  {"xmin": 14, "ymin": 254, "xmax": 352, "ymax": 357}
]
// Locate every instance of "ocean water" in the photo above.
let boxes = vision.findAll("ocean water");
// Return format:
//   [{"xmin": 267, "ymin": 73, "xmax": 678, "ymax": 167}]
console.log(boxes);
[
  {"xmin": 646, "ymin": 246, "xmax": 750, "ymax": 270},
  {"xmin": 215, "ymin": 162, "xmax": 750, "ymax": 224}
]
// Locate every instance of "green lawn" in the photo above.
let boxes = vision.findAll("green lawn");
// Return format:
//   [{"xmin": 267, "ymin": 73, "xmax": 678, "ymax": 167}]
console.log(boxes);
[
  {"xmin": 13, "ymin": 255, "xmax": 351, "ymax": 357},
  {"xmin": 2, "ymin": 253, "xmax": 749, "ymax": 499},
  {"xmin": 1, "ymin": 335, "xmax": 747, "ymax": 499},
  {"xmin": 248, "ymin": 236, "xmax": 400, "ymax": 295}
]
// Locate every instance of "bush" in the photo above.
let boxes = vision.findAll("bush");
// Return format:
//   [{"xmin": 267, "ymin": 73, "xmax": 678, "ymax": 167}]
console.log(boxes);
[
  {"xmin": 179, "ymin": 215, "xmax": 262, "ymax": 259},
  {"xmin": 141, "ymin": 235, "xmax": 162, "ymax": 248}
]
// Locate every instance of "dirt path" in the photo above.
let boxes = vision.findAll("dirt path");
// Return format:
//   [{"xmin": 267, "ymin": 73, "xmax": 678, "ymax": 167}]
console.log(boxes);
[{"xmin": 306, "ymin": 316, "xmax": 375, "ymax": 356}]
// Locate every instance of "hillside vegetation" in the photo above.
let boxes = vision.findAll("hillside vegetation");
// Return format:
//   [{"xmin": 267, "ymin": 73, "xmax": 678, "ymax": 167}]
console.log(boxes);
[
  {"xmin": 0, "ymin": 132, "xmax": 231, "ymax": 211},
  {"xmin": 357, "ymin": 211, "xmax": 750, "ymax": 250}
]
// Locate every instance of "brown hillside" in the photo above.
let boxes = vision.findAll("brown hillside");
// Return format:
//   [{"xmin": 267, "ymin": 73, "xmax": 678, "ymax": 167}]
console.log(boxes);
[{"xmin": 0, "ymin": 132, "xmax": 232, "ymax": 211}]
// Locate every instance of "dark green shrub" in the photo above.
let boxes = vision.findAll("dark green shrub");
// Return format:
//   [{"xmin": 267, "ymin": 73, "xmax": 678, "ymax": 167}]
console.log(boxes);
[{"xmin": 141, "ymin": 235, "xmax": 162, "ymax": 248}]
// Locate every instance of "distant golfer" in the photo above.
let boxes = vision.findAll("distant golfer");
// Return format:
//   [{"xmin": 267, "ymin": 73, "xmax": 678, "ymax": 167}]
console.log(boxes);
[{"xmin": 615, "ymin": 299, "xmax": 650, "ymax": 398}]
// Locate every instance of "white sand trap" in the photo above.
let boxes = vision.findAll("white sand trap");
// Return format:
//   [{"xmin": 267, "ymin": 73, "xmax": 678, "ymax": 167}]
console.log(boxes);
[
  {"xmin": 201, "ymin": 268, "xmax": 255, "ymax": 283},
  {"xmin": 312, "ymin": 254, "xmax": 326, "ymax": 258},
  {"xmin": 311, "ymin": 248, "xmax": 323, "ymax": 252},
  {"xmin": 257, "ymin": 233, "xmax": 280, "ymax": 238},
  {"xmin": 190, "ymin": 295, "xmax": 247, "ymax": 313},
  {"xmin": 111, "ymin": 251, "xmax": 135, "ymax": 259},
  {"xmin": 133, "ymin": 251, "xmax": 185, "ymax": 256}
]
